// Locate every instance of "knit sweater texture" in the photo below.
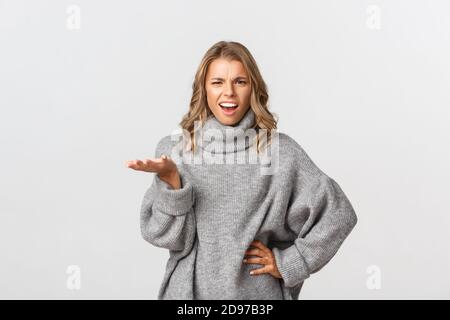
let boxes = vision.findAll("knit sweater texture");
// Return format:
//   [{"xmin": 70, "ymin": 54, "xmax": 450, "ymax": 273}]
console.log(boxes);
[{"xmin": 140, "ymin": 108, "xmax": 357, "ymax": 300}]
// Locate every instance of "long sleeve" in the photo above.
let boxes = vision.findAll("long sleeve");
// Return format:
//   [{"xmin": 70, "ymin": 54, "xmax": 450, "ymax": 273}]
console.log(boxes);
[
  {"xmin": 140, "ymin": 137, "xmax": 196, "ymax": 252},
  {"xmin": 272, "ymin": 173, "xmax": 358, "ymax": 288}
]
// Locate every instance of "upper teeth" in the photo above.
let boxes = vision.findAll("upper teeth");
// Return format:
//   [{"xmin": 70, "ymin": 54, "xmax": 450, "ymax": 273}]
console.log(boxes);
[{"xmin": 220, "ymin": 103, "xmax": 238, "ymax": 108}]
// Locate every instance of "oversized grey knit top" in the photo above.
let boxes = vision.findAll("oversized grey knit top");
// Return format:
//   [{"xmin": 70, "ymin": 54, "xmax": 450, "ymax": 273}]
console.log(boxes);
[{"xmin": 140, "ymin": 108, "xmax": 357, "ymax": 300}]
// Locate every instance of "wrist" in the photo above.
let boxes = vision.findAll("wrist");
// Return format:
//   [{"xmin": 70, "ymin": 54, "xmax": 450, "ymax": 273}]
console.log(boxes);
[{"xmin": 158, "ymin": 170, "xmax": 181, "ymax": 190}]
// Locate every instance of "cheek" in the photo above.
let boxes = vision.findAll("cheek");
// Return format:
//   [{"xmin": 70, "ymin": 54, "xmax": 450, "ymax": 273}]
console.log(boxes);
[
  {"xmin": 206, "ymin": 87, "xmax": 221, "ymax": 102},
  {"xmin": 239, "ymin": 87, "xmax": 252, "ymax": 102}
]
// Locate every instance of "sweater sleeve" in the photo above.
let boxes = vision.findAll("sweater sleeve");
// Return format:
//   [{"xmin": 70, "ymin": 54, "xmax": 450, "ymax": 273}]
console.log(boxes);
[
  {"xmin": 272, "ymin": 173, "xmax": 358, "ymax": 288},
  {"xmin": 139, "ymin": 137, "xmax": 196, "ymax": 252}
]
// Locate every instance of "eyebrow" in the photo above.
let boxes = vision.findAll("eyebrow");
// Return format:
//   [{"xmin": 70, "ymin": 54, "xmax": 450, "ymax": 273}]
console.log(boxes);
[{"xmin": 209, "ymin": 76, "xmax": 248, "ymax": 81}]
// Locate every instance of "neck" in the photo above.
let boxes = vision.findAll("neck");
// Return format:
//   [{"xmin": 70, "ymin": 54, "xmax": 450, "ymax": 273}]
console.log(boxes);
[{"xmin": 197, "ymin": 108, "xmax": 257, "ymax": 154}]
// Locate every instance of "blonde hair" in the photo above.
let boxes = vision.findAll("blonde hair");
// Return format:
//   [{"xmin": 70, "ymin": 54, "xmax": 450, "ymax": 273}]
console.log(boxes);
[{"xmin": 179, "ymin": 40, "xmax": 278, "ymax": 153}]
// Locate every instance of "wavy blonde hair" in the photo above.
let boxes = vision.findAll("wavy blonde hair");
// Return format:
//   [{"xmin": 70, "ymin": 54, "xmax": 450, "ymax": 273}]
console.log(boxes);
[{"xmin": 179, "ymin": 40, "xmax": 278, "ymax": 153}]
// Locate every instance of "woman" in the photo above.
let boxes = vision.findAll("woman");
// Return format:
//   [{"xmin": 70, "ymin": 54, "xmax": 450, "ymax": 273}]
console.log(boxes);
[{"xmin": 126, "ymin": 41, "xmax": 358, "ymax": 300}]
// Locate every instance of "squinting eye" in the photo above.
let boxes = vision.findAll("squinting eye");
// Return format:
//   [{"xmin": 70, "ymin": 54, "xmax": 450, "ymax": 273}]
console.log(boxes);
[{"xmin": 237, "ymin": 80, "xmax": 247, "ymax": 84}]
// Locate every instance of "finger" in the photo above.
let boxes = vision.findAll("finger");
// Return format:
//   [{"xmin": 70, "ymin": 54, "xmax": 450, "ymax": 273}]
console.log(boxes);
[
  {"xmin": 244, "ymin": 248, "xmax": 265, "ymax": 258},
  {"xmin": 249, "ymin": 265, "xmax": 270, "ymax": 276},
  {"xmin": 141, "ymin": 159, "xmax": 163, "ymax": 171},
  {"xmin": 126, "ymin": 160, "xmax": 139, "ymax": 169},
  {"xmin": 243, "ymin": 257, "xmax": 267, "ymax": 265},
  {"xmin": 146, "ymin": 157, "xmax": 164, "ymax": 164},
  {"xmin": 249, "ymin": 240, "xmax": 270, "ymax": 254},
  {"xmin": 129, "ymin": 159, "xmax": 155, "ymax": 171}
]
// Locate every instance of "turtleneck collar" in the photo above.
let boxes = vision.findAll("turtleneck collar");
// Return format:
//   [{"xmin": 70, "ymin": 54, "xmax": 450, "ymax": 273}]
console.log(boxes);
[{"xmin": 197, "ymin": 107, "xmax": 257, "ymax": 154}]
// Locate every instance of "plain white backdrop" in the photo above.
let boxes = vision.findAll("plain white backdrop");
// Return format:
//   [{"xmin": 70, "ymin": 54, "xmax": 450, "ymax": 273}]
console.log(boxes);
[{"xmin": 1, "ymin": 0, "xmax": 449, "ymax": 299}]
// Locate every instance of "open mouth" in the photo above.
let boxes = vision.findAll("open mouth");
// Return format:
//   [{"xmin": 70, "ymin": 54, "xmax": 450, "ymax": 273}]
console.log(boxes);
[{"xmin": 219, "ymin": 102, "xmax": 239, "ymax": 113}]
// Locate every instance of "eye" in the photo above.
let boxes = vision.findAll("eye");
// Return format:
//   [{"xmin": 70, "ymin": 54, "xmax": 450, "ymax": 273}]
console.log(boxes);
[{"xmin": 237, "ymin": 80, "xmax": 247, "ymax": 85}]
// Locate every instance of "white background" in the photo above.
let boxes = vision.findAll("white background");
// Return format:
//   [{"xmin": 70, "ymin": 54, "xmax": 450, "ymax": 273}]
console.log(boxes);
[{"xmin": 1, "ymin": 0, "xmax": 449, "ymax": 299}]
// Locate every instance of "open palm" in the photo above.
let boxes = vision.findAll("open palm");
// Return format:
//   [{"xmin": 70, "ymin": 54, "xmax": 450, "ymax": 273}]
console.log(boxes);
[
  {"xmin": 125, "ymin": 155, "xmax": 175, "ymax": 174},
  {"xmin": 126, "ymin": 155, "xmax": 181, "ymax": 189}
]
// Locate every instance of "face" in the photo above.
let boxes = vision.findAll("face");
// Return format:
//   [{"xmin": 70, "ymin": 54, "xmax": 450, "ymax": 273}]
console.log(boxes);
[{"xmin": 205, "ymin": 58, "xmax": 252, "ymax": 126}]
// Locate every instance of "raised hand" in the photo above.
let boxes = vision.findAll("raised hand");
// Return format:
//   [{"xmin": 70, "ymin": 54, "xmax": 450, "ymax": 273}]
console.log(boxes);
[{"xmin": 126, "ymin": 155, "xmax": 181, "ymax": 189}]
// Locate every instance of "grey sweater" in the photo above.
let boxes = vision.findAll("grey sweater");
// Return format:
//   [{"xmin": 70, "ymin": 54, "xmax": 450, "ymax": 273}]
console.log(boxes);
[{"xmin": 140, "ymin": 108, "xmax": 357, "ymax": 300}]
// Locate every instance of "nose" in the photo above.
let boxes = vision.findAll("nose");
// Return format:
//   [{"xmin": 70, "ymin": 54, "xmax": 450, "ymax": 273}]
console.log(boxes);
[{"xmin": 223, "ymin": 81, "xmax": 235, "ymax": 97}]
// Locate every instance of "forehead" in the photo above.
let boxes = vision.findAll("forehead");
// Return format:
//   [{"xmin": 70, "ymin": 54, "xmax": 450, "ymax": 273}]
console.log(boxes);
[{"xmin": 206, "ymin": 58, "xmax": 248, "ymax": 77}]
